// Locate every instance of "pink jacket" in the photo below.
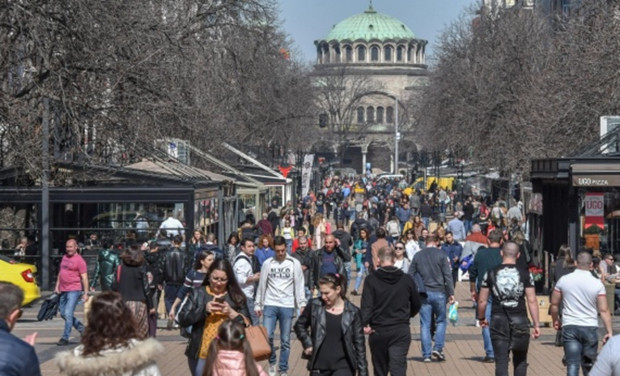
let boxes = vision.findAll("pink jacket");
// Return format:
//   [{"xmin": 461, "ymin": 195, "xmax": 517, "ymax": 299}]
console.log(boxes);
[{"xmin": 212, "ymin": 350, "xmax": 268, "ymax": 376}]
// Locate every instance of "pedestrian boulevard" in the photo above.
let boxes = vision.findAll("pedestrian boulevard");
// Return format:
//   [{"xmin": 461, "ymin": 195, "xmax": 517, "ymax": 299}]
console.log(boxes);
[{"xmin": 15, "ymin": 281, "xmax": 580, "ymax": 375}]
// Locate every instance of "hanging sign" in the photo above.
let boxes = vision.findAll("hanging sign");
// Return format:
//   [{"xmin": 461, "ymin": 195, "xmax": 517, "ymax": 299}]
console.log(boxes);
[{"xmin": 584, "ymin": 192, "xmax": 605, "ymax": 230}]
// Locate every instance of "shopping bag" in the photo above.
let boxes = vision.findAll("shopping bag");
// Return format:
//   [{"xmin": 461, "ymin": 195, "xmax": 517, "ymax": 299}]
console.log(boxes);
[{"xmin": 448, "ymin": 301, "xmax": 459, "ymax": 326}]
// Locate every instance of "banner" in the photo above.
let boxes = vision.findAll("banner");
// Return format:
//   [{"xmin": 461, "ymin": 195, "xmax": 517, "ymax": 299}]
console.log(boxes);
[
  {"xmin": 301, "ymin": 154, "xmax": 314, "ymax": 197},
  {"xmin": 584, "ymin": 192, "xmax": 605, "ymax": 229}
]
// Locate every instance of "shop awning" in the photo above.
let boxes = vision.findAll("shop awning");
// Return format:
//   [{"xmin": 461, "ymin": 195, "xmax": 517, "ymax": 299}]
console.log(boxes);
[{"xmin": 571, "ymin": 163, "xmax": 620, "ymax": 187}]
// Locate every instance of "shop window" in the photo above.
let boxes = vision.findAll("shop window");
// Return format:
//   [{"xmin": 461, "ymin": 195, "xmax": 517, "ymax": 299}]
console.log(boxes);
[{"xmin": 357, "ymin": 107, "xmax": 365, "ymax": 124}]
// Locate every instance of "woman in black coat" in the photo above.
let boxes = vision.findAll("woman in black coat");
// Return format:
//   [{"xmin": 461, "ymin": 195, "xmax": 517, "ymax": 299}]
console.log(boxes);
[
  {"xmin": 294, "ymin": 273, "xmax": 368, "ymax": 376},
  {"xmin": 177, "ymin": 259, "xmax": 250, "ymax": 376}
]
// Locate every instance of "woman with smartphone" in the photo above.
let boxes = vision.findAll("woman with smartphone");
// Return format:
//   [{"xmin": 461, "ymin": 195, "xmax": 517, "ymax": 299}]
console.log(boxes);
[
  {"xmin": 294, "ymin": 273, "xmax": 368, "ymax": 376},
  {"xmin": 177, "ymin": 259, "xmax": 250, "ymax": 376}
]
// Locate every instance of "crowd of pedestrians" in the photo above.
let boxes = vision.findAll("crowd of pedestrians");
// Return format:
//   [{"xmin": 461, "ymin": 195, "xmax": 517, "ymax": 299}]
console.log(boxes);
[{"xmin": 2, "ymin": 175, "xmax": 620, "ymax": 375}]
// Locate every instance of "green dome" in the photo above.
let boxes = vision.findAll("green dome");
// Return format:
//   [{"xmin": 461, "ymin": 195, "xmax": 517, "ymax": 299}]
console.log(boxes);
[{"xmin": 324, "ymin": 5, "xmax": 415, "ymax": 42}]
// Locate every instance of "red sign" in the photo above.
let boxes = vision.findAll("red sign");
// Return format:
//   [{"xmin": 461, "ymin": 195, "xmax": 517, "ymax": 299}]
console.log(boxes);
[
  {"xmin": 278, "ymin": 165, "xmax": 292, "ymax": 178},
  {"xmin": 584, "ymin": 192, "xmax": 605, "ymax": 230}
]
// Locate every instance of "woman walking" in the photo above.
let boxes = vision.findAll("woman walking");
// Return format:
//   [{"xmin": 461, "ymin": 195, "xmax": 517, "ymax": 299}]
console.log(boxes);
[
  {"xmin": 177, "ymin": 259, "xmax": 250, "ymax": 376},
  {"xmin": 56, "ymin": 291, "xmax": 163, "ymax": 376},
  {"xmin": 294, "ymin": 273, "xmax": 368, "ymax": 376}
]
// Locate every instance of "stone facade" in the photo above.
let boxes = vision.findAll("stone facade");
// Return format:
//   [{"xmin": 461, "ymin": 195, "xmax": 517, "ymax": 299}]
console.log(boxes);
[{"xmin": 311, "ymin": 5, "xmax": 428, "ymax": 174}]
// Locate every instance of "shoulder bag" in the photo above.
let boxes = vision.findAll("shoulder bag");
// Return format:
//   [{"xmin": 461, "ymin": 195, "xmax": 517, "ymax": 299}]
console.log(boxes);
[{"xmin": 241, "ymin": 315, "xmax": 271, "ymax": 361}]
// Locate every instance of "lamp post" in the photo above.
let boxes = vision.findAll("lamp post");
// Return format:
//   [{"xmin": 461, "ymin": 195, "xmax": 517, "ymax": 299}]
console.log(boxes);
[{"xmin": 394, "ymin": 96, "xmax": 399, "ymax": 174}]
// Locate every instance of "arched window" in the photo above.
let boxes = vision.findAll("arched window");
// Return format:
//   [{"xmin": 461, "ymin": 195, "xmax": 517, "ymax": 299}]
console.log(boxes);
[
  {"xmin": 323, "ymin": 45, "xmax": 330, "ymax": 63},
  {"xmin": 333, "ymin": 45, "xmax": 341, "ymax": 63},
  {"xmin": 357, "ymin": 107, "xmax": 365, "ymax": 124},
  {"xmin": 376, "ymin": 107, "xmax": 384, "ymax": 123},
  {"xmin": 345, "ymin": 46, "xmax": 353, "ymax": 62},
  {"xmin": 366, "ymin": 107, "xmax": 375, "ymax": 123},
  {"xmin": 384, "ymin": 46, "xmax": 392, "ymax": 62},
  {"xmin": 386, "ymin": 106, "xmax": 394, "ymax": 123},
  {"xmin": 371, "ymin": 46, "xmax": 379, "ymax": 62},
  {"xmin": 357, "ymin": 46, "xmax": 366, "ymax": 62},
  {"xmin": 397, "ymin": 46, "xmax": 404, "ymax": 61}
]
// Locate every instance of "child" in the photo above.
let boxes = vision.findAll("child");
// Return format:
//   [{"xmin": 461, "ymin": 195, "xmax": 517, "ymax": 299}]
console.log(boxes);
[{"xmin": 204, "ymin": 320, "xmax": 268, "ymax": 376}]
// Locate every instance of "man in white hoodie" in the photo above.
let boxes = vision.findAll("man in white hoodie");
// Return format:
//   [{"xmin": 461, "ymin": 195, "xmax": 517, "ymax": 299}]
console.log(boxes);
[{"xmin": 255, "ymin": 236, "xmax": 307, "ymax": 376}]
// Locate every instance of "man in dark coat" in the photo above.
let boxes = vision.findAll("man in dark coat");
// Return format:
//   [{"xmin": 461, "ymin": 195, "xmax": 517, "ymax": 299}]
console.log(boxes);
[{"xmin": 0, "ymin": 282, "xmax": 41, "ymax": 376}]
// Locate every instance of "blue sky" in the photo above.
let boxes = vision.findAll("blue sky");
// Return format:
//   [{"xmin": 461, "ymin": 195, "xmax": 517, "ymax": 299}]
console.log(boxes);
[{"xmin": 278, "ymin": 0, "xmax": 476, "ymax": 64}]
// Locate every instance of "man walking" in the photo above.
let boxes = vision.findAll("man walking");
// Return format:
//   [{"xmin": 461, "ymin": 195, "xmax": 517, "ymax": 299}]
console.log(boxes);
[
  {"xmin": 441, "ymin": 231, "xmax": 463, "ymax": 288},
  {"xmin": 162, "ymin": 235, "xmax": 191, "ymax": 329},
  {"xmin": 361, "ymin": 246, "xmax": 421, "ymax": 376},
  {"xmin": 0, "ymin": 282, "xmax": 41, "ymax": 375},
  {"xmin": 447, "ymin": 211, "xmax": 466, "ymax": 242},
  {"xmin": 477, "ymin": 241, "xmax": 541, "ymax": 376},
  {"xmin": 469, "ymin": 229, "xmax": 504, "ymax": 362},
  {"xmin": 332, "ymin": 222, "xmax": 353, "ymax": 281},
  {"xmin": 309, "ymin": 234, "xmax": 347, "ymax": 293},
  {"xmin": 291, "ymin": 236, "xmax": 313, "ymax": 303},
  {"xmin": 54, "ymin": 239, "xmax": 89, "ymax": 345},
  {"xmin": 233, "ymin": 238, "xmax": 261, "ymax": 325},
  {"xmin": 255, "ymin": 236, "xmax": 307, "ymax": 376},
  {"xmin": 408, "ymin": 234, "xmax": 454, "ymax": 362},
  {"xmin": 551, "ymin": 251, "xmax": 613, "ymax": 376}
]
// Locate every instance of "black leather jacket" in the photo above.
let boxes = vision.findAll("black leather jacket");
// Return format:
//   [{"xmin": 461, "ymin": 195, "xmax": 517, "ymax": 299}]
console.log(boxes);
[
  {"xmin": 90, "ymin": 249, "xmax": 120, "ymax": 291},
  {"xmin": 163, "ymin": 247, "xmax": 190, "ymax": 285},
  {"xmin": 177, "ymin": 286, "xmax": 249, "ymax": 359},
  {"xmin": 294, "ymin": 298, "xmax": 368, "ymax": 375}
]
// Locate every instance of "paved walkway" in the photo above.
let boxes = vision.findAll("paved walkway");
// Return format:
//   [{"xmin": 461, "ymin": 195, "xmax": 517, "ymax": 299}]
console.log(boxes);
[{"xmin": 14, "ymin": 280, "xmax": 594, "ymax": 375}]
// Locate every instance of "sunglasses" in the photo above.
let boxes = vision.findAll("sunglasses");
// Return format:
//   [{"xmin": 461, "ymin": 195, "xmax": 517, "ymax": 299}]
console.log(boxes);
[
  {"xmin": 395, "ymin": 246, "xmax": 405, "ymax": 250},
  {"xmin": 211, "ymin": 276, "xmax": 228, "ymax": 283}
]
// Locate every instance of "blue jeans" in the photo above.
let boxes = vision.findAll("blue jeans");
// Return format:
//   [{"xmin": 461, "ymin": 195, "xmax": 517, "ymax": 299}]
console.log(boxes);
[
  {"xmin": 164, "ymin": 284, "xmax": 182, "ymax": 315},
  {"xmin": 246, "ymin": 296, "xmax": 260, "ymax": 326},
  {"xmin": 563, "ymin": 325, "xmax": 599, "ymax": 376},
  {"xmin": 422, "ymin": 217, "xmax": 430, "ymax": 229},
  {"xmin": 464, "ymin": 220, "xmax": 473, "ymax": 235},
  {"xmin": 482, "ymin": 297, "xmax": 495, "ymax": 358},
  {"xmin": 263, "ymin": 305, "xmax": 294, "ymax": 372},
  {"xmin": 419, "ymin": 291, "xmax": 447, "ymax": 358},
  {"xmin": 59, "ymin": 291, "xmax": 85, "ymax": 340},
  {"xmin": 344, "ymin": 261, "xmax": 352, "ymax": 284},
  {"xmin": 354, "ymin": 262, "xmax": 366, "ymax": 291}
]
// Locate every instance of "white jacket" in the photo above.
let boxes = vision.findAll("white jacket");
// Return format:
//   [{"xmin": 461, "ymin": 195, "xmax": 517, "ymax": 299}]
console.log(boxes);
[{"xmin": 55, "ymin": 338, "xmax": 163, "ymax": 376}]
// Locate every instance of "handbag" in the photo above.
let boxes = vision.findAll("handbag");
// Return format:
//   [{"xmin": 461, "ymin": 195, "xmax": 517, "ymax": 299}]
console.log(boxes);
[{"xmin": 241, "ymin": 316, "xmax": 271, "ymax": 361}]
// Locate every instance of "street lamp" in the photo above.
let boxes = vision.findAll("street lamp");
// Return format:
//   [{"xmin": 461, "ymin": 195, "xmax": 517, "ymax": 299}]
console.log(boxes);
[{"xmin": 394, "ymin": 96, "xmax": 400, "ymax": 174}]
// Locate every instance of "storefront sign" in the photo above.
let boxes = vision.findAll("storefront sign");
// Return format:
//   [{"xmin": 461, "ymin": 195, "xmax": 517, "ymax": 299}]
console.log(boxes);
[
  {"xmin": 584, "ymin": 192, "xmax": 605, "ymax": 229},
  {"xmin": 301, "ymin": 154, "xmax": 314, "ymax": 197},
  {"xmin": 572, "ymin": 175, "xmax": 620, "ymax": 186}
]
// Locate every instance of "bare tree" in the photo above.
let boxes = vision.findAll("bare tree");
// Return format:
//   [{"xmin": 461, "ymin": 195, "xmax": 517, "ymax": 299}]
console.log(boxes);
[
  {"xmin": 0, "ymin": 0, "xmax": 315, "ymax": 183},
  {"xmin": 413, "ymin": 1, "xmax": 620, "ymax": 176}
]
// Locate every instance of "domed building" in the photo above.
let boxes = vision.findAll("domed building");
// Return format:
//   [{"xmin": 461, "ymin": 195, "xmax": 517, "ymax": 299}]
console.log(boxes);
[{"xmin": 311, "ymin": 5, "xmax": 428, "ymax": 174}]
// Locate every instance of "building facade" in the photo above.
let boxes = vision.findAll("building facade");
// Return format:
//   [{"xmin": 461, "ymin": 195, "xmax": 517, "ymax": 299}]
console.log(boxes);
[{"xmin": 311, "ymin": 5, "xmax": 428, "ymax": 174}]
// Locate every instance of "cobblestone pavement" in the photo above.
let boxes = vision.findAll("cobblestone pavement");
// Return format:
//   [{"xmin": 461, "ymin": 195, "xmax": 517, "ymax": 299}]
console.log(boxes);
[{"xmin": 15, "ymin": 280, "xmax": 616, "ymax": 375}]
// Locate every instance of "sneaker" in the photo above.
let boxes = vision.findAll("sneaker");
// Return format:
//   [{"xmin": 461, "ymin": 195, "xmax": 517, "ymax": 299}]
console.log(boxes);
[
  {"xmin": 57, "ymin": 338, "xmax": 69, "ymax": 346},
  {"xmin": 268, "ymin": 365, "xmax": 277, "ymax": 376},
  {"xmin": 423, "ymin": 357, "xmax": 432, "ymax": 363},
  {"xmin": 351, "ymin": 290, "xmax": 359, "ymax": 296},
  {"xmin": 482, "ymin": 356, "xmax": 495, "ymax": 363},
  {"xmin": 280, "ymin": 373, "xmax": 288, "ymax": 376},
  {"xmin": 432, "ymin": 350, "xmax": 446, "ymax": 361}
]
